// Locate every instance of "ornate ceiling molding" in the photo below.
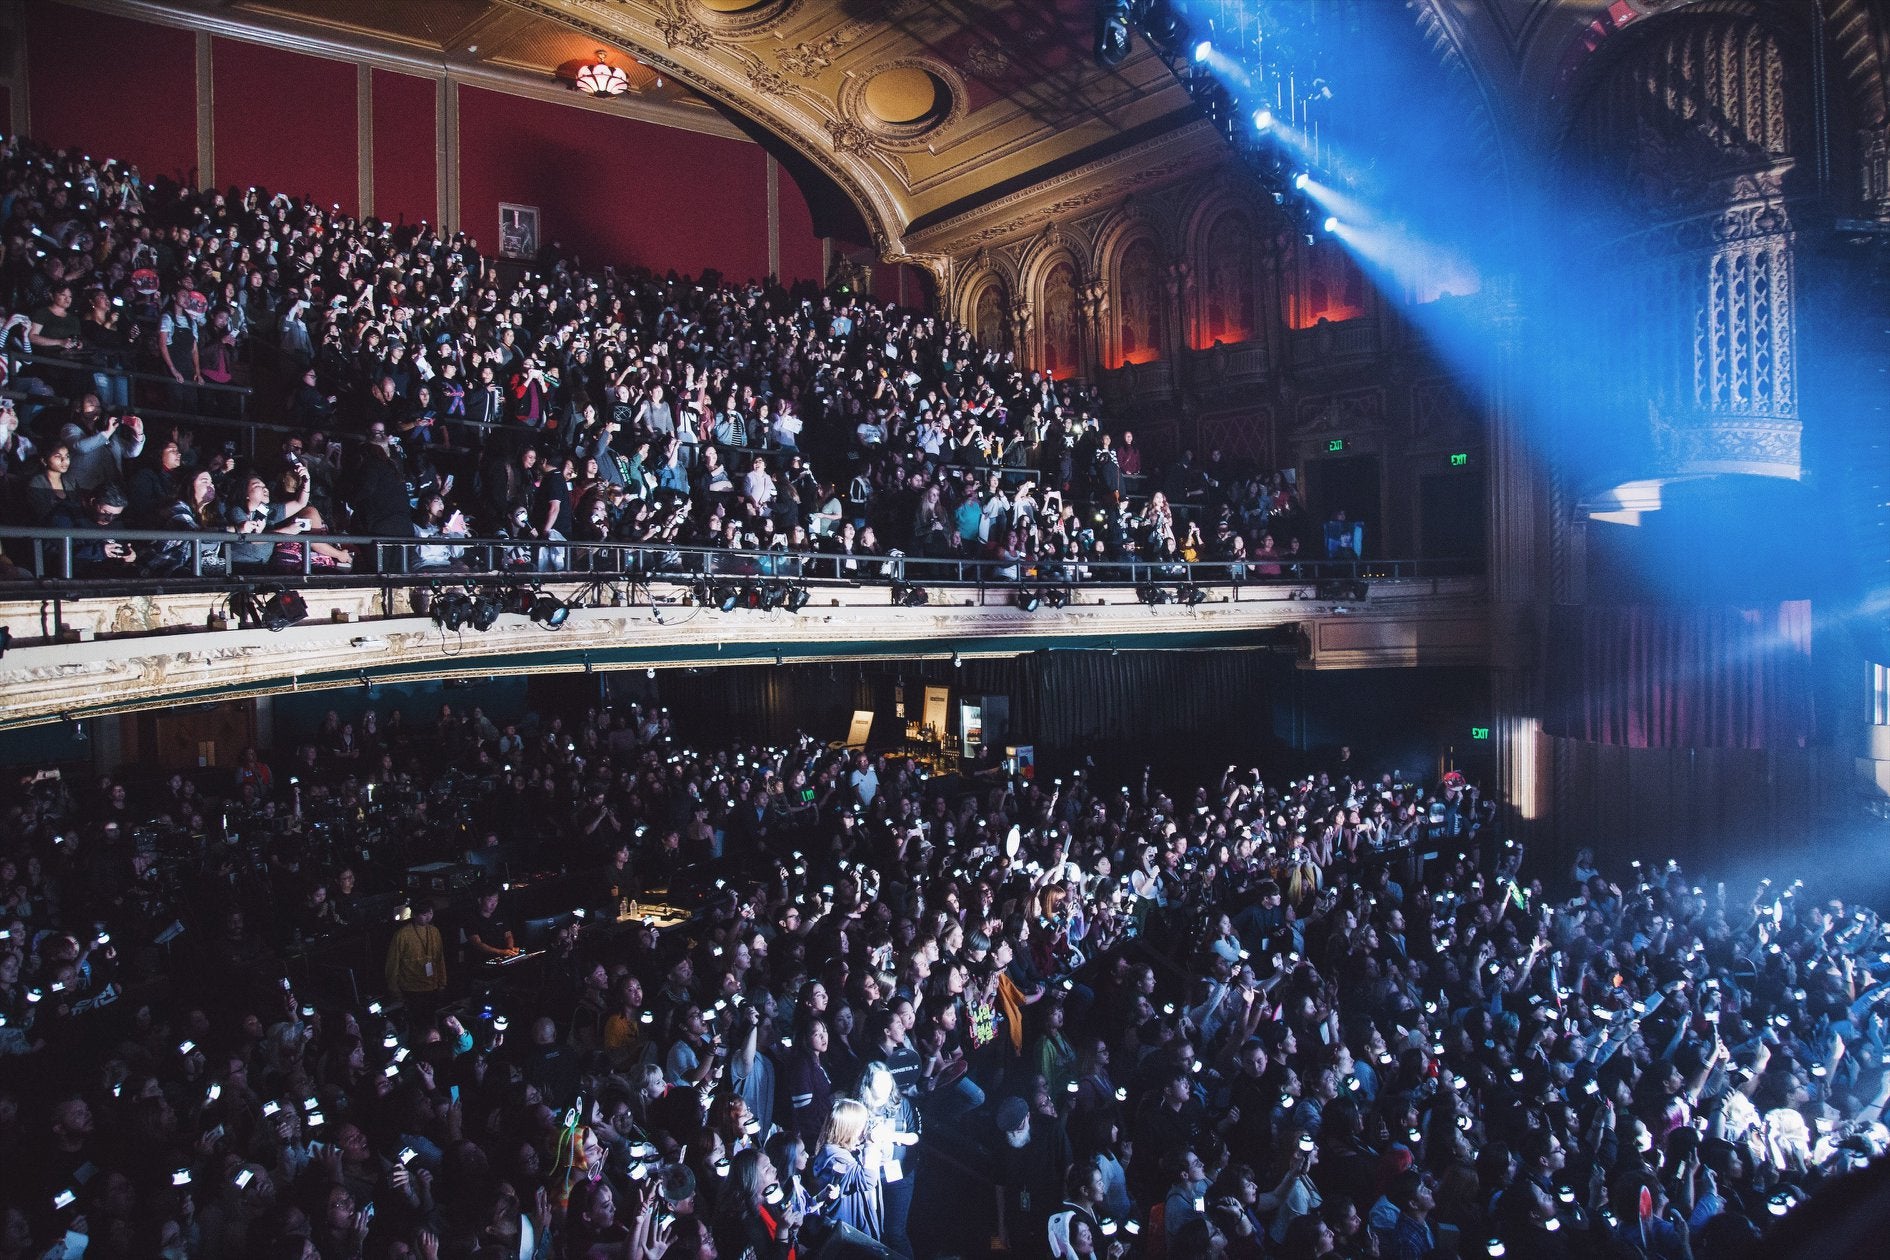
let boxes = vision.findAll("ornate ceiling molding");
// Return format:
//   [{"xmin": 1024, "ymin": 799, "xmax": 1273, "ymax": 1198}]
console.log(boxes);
[{"xmin": 906, "ymin": 121, "xmax": 1227, "ymax": 258}]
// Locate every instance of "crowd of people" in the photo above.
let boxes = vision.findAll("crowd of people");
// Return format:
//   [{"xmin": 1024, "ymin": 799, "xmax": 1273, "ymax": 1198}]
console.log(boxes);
[
  {"xmin": 1, "ymin": 694, "xmax": 1887, "ymax": 1260},
  {"xmin": 0, "ymin": 133, "xmax": 1367, "ymax": 586}
]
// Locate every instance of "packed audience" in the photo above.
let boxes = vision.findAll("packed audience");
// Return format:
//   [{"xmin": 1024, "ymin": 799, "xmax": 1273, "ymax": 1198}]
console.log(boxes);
[
  {"xmin": 1, "ymin": 695, "xmax": 1886, "ymax": 1259},
  {"xmin": 0, "ymin": 134, "xmax": 1352, "ymax": 585}
]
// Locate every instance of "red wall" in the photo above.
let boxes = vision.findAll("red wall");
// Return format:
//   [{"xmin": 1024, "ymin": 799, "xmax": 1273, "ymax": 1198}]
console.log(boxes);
[
  {"xmin": 778, "ymin": 166, "xmax": 824, "ymax": 286},
  {"xmin": 28, "ymin": 2, "xmax": 197, "ymax": 184},
  {"xmin": 23, "ymin": 6, "xmax": 834, "ymax": 283},
  {"xmin": 212, "ymin": 39, "xmax": 356, "ymax": 208},
  {"xmin": 456, "ymin": 85, "xmax": 771, "ymax": 280},
  {"xmin": 372, "ymin": 70, "xmax": 436, "ymax": 227}
]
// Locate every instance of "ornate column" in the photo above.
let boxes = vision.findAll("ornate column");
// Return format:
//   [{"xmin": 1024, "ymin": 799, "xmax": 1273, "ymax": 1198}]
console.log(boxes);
[
  {"xmin": 1163, "ymin": 260, "xmax": 1194, "ymax": 360},
  {"xmin": 1006, "ymin": 297, "xmax": 1034, "ymax": 367},
  {"xmin": 1483, "ymin": 274, "xmax": 1547, "ymax": 838}
]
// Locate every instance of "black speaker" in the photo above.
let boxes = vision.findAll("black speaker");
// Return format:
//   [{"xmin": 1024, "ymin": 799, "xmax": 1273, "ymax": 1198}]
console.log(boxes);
[{"xmin": 1314, "ymin": 580, "xmax": 1369, "ymax": 602}]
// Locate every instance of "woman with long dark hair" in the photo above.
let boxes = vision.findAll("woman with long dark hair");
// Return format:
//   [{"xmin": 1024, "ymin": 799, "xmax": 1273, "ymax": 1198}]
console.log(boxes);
[{"xmin": 714, "ymin": 1147, "xmax": 802, "ymax": 1260}]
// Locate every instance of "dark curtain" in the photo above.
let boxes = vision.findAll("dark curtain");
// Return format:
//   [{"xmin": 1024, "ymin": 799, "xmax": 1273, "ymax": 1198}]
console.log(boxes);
[
  {"xmin": 1546, "ymin": 602, "xmax": 1814, "ymax": 749},
  {"xmin": 654, "ymin": 651, "xmax": 1287, "ymax": 753}
]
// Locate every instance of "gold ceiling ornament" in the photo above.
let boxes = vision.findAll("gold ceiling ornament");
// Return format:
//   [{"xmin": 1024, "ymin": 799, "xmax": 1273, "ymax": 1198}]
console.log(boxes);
[{"xmin": 838, "ymin": 59, "xmax": 966, "ymax": 151}]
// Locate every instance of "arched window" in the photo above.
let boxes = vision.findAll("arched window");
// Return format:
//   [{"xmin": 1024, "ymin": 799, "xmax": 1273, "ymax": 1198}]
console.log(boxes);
[
  {"xmin": 1115, "ymin": 237, "xmax": 1164, "ymax": 366},
  {"xmin": 1199, "ymin": 211, "xmax": 1256, "ymax": 346},
  {"xmin": 1041, "ymin": 260, "xmax": 1080, "ymax": 378}
]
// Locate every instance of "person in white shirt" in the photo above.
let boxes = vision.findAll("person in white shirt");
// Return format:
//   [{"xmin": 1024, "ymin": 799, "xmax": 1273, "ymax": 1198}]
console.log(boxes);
[{"xmin": 744, "ymin": 456, "xmax": 776, "ymax": 510}]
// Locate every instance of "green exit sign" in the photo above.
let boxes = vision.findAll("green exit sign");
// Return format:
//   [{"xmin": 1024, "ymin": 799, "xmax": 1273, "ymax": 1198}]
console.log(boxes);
[
  {"xmin": 1450, "ymin": 452, "xmax": 1469, "ymax": 467},
  {"xmin": 1327, "ymin": 438, "xmax": 1347, "ymax": 453},
  {"xmin": 1470, "ymin": 726, "xmax": 1491, "ymax": 741}
]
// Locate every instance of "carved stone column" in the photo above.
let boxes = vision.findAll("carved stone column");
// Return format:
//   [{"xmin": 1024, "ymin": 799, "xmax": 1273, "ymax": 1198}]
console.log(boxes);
[
  {"xmin": 1165, "ymin": 261, "xmax": 1193, "ymax": 350},
  {"xmin": 1006, "ymin": 298, "xmax": 1034, "ymax": 366}
]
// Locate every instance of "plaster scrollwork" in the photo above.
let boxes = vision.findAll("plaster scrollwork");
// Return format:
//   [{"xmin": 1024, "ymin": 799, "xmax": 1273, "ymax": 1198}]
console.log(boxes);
[
  {"xmin": 825, "ymin": 118, "xmax": 877, "ymax": 156},
  {"xmin": 774, "ymin": 4, "xmax": 926, "ymax": 79},
  {"xmin": 778, "ymin": 41, "xmax": 839, "ymax": 78},
  {"xmin": 746, "ymin": 65, "xmax": 793, "ymax": 99},
  {"xmin": 682, "ymin": 0, "xmax": 802, "ymax": 39},
  {"xmin": 655, "ymin": 14, "xmax": 713, "ymax": 50}
]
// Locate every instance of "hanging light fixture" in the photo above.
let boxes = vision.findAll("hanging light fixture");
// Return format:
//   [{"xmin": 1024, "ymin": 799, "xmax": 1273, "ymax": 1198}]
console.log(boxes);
[{"xmin": 574, "ymin": 50, "xmax": 628, "ymax": 98}]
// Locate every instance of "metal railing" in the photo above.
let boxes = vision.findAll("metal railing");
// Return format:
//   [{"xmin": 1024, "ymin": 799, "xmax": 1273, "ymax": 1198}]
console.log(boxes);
[
  {"xmin": 0, "ymin": 523, "xmax": 1479, "ymax": 592},
  {"xmin": 21, "ymin": 351, "xmax": 254, "ymax": 413}
]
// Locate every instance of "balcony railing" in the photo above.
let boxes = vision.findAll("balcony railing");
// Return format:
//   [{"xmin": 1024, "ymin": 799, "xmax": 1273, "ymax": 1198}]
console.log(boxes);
[
  {"xmin": 1287, "ymin": 317, "xmax": 1380, "ymax": 367},
  {"xmin": 0, "ymin": 524, "xmax": 1478, "ymax": 595}
]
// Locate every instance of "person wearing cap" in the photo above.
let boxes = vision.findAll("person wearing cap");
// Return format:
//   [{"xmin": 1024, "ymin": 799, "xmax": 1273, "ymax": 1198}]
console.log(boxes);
[
  {"xmin": 383, "ymin": 899, "xmax": 446, "ymax": 1028},
  {"xmin": 990, "ymin": 1092, "xmax": 1073, "ymax": 1254}
]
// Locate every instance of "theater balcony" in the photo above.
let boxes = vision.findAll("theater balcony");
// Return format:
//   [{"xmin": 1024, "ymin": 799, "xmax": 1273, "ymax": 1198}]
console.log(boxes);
[
  {"xmin": 1097, "ymin": 358, "xmax": 1180, "ymax": 408},
  {"xmin": 1288, "ymin": 317, "xmax": 1383, "ymax": 370},
  {"xmin": 0, "ymin": 531, "xmax": 1487, "ymax": 730},
  {"xmin": 1182, "ymin": 340, "xmax": 1272, "ymax": 395}
]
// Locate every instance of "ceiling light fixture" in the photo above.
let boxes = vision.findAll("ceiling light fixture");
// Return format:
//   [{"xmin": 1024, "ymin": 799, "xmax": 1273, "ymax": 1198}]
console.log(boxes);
[{"xmin": 574, "ymin": 50, "xmax": 628, "ymax": 98}]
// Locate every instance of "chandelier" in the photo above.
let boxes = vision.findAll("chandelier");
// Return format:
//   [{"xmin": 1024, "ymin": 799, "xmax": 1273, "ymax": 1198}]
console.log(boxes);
[{"xmin": 574, "ymin": 50, "xmax": 629, "ymax": 98}]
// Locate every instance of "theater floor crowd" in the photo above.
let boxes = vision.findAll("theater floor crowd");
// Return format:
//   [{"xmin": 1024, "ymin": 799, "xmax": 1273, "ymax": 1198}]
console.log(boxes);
[
  {"xmin": 1, "ymin": 698, "xmax": 1888, "ymax": 1260},
  {"xmin": 0, "ymin": 132, "xmax": 1348, "ymax": 585}
]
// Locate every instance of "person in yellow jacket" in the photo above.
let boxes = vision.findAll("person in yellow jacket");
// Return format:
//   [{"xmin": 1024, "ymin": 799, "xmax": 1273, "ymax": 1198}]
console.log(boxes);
[{"xmin": 385, "ymin": 899, "xmax": 447, "ymax": 1029}]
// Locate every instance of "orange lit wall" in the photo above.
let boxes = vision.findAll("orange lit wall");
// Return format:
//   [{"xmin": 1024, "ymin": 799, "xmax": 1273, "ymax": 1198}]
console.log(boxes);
[{"xmin": 1290, "ymin": 240, "xmax": 1370, "ymax": 329}]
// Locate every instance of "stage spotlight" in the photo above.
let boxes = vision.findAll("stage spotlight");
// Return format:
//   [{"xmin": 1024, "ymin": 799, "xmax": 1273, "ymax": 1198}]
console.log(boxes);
[
  {"xmin": 760, "ymin": 584, "xmax": 786, "ymax": 612},
  {"xmin": 1095, "ymin": 0, "xmax": 1133, "ymax": 67},
  {"xmin": 1193, "ymin": 39, "xmax": 1212, "ymax": 63},
  {"xmin": 784, "ymin": 586, "xmax": 811, "ymax": 613},
  {"xmin": 1140, "ymin": 0, "xmax": 1186, "ymax": 54},
  {"xmin": 1136, "ymin": 584, "xmax": 1171, "ymax": 606},
  {"xmin": 1176, "ymin": 584, "xmax": 1209, "ymax": 607},
  {"xmin": 739, "ymin": 584, "xmax": 765, "ymax": 611},
  {"xmin": 1044, "ymin": 588, "xmax": 1071, "ymax": 610},
  {"xmin": 260, "ymin": 588, "xmax": 309, "ymax": 631},
  {"xmin": 529, "ymin": 595, "xmax": 570, "ymax": 628},
  {"xmin": 1293, "ymin": 171, "xmax": 1310, "ymax": 191},
  {"xmin": 1253, "ymin": 107, "xmax": 1273, "ymax": 133},
  {"xmin": 1323, "ymin": 215, "xmax": 1339, "ymax": 234},
  {"xmin": 470, "ymin": 589, "xmax": 502, "ymax": 632},
  {"xmin": 430, "ymin": 586, "xmax": 473, "ymax": 631},
  {"xmin": 716, "ymin": 583, "xmax": 741, "ymax": 613},
  {"xmin": 1013, "ymin": 589, "xmax": 1042, "ymax": 613},
  {"xmin": 891, "ymin": 583, "xmax": 929, "ymax": 608}
]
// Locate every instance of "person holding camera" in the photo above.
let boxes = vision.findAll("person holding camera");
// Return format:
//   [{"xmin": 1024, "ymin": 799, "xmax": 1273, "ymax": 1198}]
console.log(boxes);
[
  {"xmin": 78, "ymin": 288, "xmax": 136, "ymax": 410},
  {"xmin": 224, "ymin": 471, "xmax": 305, "ymax": 570},
  {"xmin": 44, "ymin": 483, "xmax": 138, "ymax": 578}
]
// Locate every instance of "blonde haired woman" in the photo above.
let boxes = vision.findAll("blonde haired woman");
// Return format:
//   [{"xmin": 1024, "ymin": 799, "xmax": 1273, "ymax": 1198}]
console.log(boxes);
[{"xmin": 810, "ymin": 1097, "xmax": 883, "ymax": 1241}]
